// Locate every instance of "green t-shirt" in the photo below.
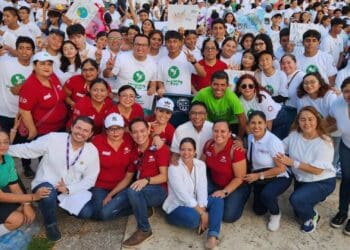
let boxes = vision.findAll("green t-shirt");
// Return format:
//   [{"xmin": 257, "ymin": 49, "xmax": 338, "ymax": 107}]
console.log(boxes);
[
  {"xmin": 0, "ymin": 154, "xmax": 18, "ymax": 189},
  {"xmin": 193, "ymin": 87, "xmax": 244, "ymax": 124}
]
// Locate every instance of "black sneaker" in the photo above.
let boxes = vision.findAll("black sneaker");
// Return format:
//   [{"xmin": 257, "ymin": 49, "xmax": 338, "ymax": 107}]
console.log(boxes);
[
  {"xmin": 23, "ymin": 166, "xmax": 35, "ymax": 178},
  {"xmin": 344, "ymin": 220, "xmax": 350, "ymax": 236},
  {"xmin": 331, "ymin": 212, "xmax": 348, "ymax": 228},
  {"xmin": 46, "ymin": 224, "xmax": 61, "ymax": 241}
]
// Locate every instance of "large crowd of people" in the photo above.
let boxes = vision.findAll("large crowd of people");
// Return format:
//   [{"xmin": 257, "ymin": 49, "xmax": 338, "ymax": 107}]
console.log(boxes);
[{"xmin": 0, "ymin": 0, "xmax": 350, "ymax": 249}]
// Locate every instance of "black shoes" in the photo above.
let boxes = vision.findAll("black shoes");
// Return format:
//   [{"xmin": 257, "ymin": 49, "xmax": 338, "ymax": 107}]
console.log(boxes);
[
  {"xmin": 330, "ymin": 212, "xmax": 347, "ymax": 228},
  {"xmin": 23, "ymin": 166, "xmax": 35, "ymax": 178},
  {"xmin": 46, "ymin": 224, "xmax": 61, "ymax": 241}
]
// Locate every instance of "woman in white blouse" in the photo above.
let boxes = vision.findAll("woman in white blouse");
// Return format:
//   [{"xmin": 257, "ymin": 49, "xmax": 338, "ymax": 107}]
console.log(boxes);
[
  {"xmin": 244, "ymin": 111, "xmax": 291, "ymax": 232},
  {"xmin": 163, "ymin": 138, "xmax": 224, "ymax": 250},
  {"xmin": 276, "ymin": 106, "xmax": 336, "ymax": 233}
]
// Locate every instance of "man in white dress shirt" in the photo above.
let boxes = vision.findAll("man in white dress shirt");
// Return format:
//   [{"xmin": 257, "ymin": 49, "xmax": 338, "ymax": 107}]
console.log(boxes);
[{"xmin": 8, "ymin": 116, "xmax": 100, "ymax": 242}]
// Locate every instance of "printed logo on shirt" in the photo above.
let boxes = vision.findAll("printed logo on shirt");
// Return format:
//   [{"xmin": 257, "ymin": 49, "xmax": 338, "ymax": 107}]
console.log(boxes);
[
  {"xmin": 19, "ymin": 97, "xmax": 27, "ymax": 103},
  {"xmin": 266, "ymin": 85, "xmax": 274, "ymax": 95},
  {"xmin": 148, "ymin": 155, "xmax": 155, "ymax": 163},
  {"xmin": 43, "ymin": 93, "xmax": 52, "ymax": 100},
  {"xmin": 219, "ymin": 156, "xmax": 227, "ymax": 163},
  {"xmin": 306, "ymin": 64, "xmax": 319, "ymax": 74},
  {"xmin": 123, "ymin": 147, "xmax": 131, "ymax": 154},
  {"xmin": 247, "ymin": 108, "xmax": 254, "ymax": 118},
  {"xmin": 205, "ymin": 151, "xmax": 212, "ymax": 157},
  {"xmin": 133, "ymin": 71, "xmax": 146, "ymax": 83},
  {"xmin": 10, "ymin": 74, "xmax": 26, "ymax": 86},
  {"xmin": 168, "ymin": 66, "xmax": 180, "ymax": 79},
  {"xmin": 102, "ymin": 151, "xmax": 111, "ymax": 156},
  {"xmin": 268, "ymin": 106, "xmax": 273, "ymax": 112}
]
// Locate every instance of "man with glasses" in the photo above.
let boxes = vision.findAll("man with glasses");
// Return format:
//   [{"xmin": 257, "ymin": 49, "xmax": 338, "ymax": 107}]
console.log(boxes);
[{"xmin": 103, "ymin": 34, "xmax": 157, "ymax": 115}]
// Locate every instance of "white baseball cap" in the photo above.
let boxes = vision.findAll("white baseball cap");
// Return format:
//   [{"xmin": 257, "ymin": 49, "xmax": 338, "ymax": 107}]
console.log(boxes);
[
  {"xmin": 197, "ymin": 0, "xmax": 204, "ymax": 3},
  {"xmin": 156, "ymin": 97, "xmax": 174, "ymax": 112},
  {"xmin": 32, "ymin": 52, "xmax": 54, "ymax": 63},
  {"xmin": 104, "ymin": 113, "xmax": 125, "ymax": 128}
]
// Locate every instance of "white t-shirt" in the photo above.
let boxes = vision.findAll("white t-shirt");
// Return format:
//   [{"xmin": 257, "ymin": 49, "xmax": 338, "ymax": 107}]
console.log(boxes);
[
  {"xmin": 183, "ymin": 46, "xmax": 202, "ymax": 62},
  {"xmin": 283, "ymin": 131, "xmax": 335, "ymax": 182},
  {"xmin": 285, "ymin": 70, "xmax": 305, "ymax": 108},
  {"xmin": 296, "ymin": 90, "xmax": 337, "ymax": 118},
  {"xmin": 297, "ymin": 51, "xmax": 337, "ymax": 84},
  {"xmin": 112, "ymin": 51, "xmax": 157, "ymax": 110},
  {"xmin": 157, "ymin": 51, "xmax": 196, "ymax": 95},
  {"xmin": 335, "ymin": 63, "xmax": 350, "ymax": 89},
  {"xmin": 259, "ymin": 69, "xmax": 288, "ymax": 97},
  {"xmin": 330, "ymin": 96, "xmax": 350, "ymax": 148},
  {"xmin": 240, "ymin": 91, "xmax": 281, "ymax": 121},
  {"xmin": 100, "ymin": 48, "xmax": 123, "ymax": 90},
  {"xmin": 20, "ymin": 22, "xmax": 42, "ymax": 41},
  {"xmin": 0, "ymin": 56, "xmax": 33, "ymax": 118},
  {"xmin": 220, "ymin": 52, "xmax": 242, "ymax": 67},
  {"xmin": 320, "ymin": 34, "xmax": 344, "ymax": 66},
  {"xmin": 80, "ymin": 42, "xmax": 97, "ymax": 60},
  {"xmin": 247, "ymin": 130, "xmax": 289, "ymax": 178}
]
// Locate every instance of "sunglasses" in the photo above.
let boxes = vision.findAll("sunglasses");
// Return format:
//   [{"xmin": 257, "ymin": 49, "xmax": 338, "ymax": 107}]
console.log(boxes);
[{"xmin": 240, "ymin": 84, "xmax": 255, "ymax": 89}]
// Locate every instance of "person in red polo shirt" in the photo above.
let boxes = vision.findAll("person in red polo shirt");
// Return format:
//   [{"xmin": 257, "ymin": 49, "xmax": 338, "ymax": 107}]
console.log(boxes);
[
  {"xmin": 201, "ymin": 120, "xmax": 250, "ymax": 223},
  {"xmin": 122, "ymin": 118, "xmax": 170, "ymax": 248},
  {"xmin": 79, "ymin": 113, "xmax": 135, "ymax": 220},
  {"xmin": 18, "ymin": 51, "xmax": 68, "ymax": 177},
  {"xmin": 68, "ymin": 78, "xmax": 113, "ymax": 134}
]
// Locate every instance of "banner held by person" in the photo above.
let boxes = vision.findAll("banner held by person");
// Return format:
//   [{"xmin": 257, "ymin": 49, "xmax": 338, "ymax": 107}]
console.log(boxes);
[{"xmin": 168, "ymin": 5, "xmax": 199, "ymax": 31}]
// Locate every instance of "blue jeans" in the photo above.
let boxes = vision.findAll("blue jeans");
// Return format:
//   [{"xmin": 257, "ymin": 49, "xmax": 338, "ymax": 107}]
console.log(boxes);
[
  {"xmin": 78, "ymin": 188, "xmax": 132, "ymax": 220},
  {"xmin": 252, "ymin": 177, "xmax": 292, "ymax": 215},
  {"xmin": 32, "ymin": 182, "xmax": 58, "ymax": 227},
  {"xmin": 208, "ymin": 179, "xmax": 251, "ymax": 223},
  {"xmin": 339, "ymin": 140, "xmax": 350, "ymax": 214},
  {"xmin": 290, "ymin": 177, "xmax": 336, "ymax": 222},
  {"xmin": 166, "ymin": 196, "xmax": 224, "ymax": 238},
  {"xmin": 272, "ymin": 106, "xmax": 296, "ymax": 140},
  {"xmin": 127, "ymin": 184, "xmax": 167, "ymax": 232}
]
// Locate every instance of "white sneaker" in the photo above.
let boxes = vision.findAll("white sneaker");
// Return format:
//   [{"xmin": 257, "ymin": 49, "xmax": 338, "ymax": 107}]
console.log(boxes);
[{"xmin": 268, "ymin": 213, "xmax": 281, "ymax": 231}]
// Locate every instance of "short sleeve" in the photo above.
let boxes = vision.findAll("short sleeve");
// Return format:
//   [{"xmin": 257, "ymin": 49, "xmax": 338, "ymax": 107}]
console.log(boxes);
[
  {"xmin": 19, "ymin": 81, "xmax": 37, "ymax": 111},
  {"xmin": 156, "ymin": 145, "xmax": 170, "ymax": 167},
  {"xmin": 6, "ymin": 155, "xmax": 19, "ymax": 183},
  {"xmin": 232, "ymin": 148, "xmax": 246, "ymax": 163},
  {"xmin": 269, "ymin": 136, "xmax": 285, "ymax": 158},
  {"xmin": 230, "ymin": 92, "xmax": 244, "ymax": 115}
]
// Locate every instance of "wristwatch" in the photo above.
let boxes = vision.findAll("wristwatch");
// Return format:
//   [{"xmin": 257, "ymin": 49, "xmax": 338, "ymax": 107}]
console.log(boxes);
[
  {"xmin": 223, "ymin": 189, "xmax": 229, "ymax": 197},
  {"xmin": 259, "ymin": 172, "xmax": 265, "ymax": 180}
]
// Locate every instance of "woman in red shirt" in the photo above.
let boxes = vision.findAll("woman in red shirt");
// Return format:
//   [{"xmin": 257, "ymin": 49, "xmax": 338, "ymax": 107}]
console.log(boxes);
[
  {"xmin": 68, "ymin": 78, "xmax": 113, "ymax": 134},
  {"xmin": 192, "ymin": 39, "xmax": 227, "ymax": 93},
  {"xmin": 78, "ymin": 113, "xmax": 135, "ymax": 220},
  {"xmin": 201, "ymin": 120, "xmax": 250, "ymax": 223},
  {"xmin": 108, "ymin": 85, "xmax": 144, "ymax": 127}
]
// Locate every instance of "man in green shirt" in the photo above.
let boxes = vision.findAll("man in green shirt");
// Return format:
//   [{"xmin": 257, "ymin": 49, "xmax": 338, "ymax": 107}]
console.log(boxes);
[{"xmin": 193, "ymin": 71, "xmax": 247, "ymax": 138}]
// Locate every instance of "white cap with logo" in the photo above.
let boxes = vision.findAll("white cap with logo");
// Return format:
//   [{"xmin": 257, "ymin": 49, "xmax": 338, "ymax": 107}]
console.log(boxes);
[
  {"xmin": 32, "ymin": 52, "xmax": 54, "ymax": 63},
  {"xmin": 156, "ymin": 97, "xmax": 174, "ymax": 112},
  {"xmin": 104, "ymin": 113, "xmax": 125, "ymax": 128}
]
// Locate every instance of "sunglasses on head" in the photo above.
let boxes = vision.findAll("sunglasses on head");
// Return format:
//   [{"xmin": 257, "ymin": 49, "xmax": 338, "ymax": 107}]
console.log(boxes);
[{"xmin": 240, "ymin": 84, "xmax": 255, "ymax": 89}]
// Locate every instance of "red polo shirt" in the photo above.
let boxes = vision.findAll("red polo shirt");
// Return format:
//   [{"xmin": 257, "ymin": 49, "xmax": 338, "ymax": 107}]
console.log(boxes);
[
  {"xmin": 108, "ymin": 103, "xmax": 144, "ymax": 127},
  {"xmin": 204, "ymin": 138, "xmax": 245, "ymax": 188},
  {"xmin": 192, "ymin": 59, "xmax": 228, "ymax": 91},
  {"xmin": 68, "ymin": 96, "xmax": 113, "ymax": 133},
  {"xmin": 146, "ymin": 116, "xmax": 175, "ymax": 146},
  {"xmin": 130, "ymin": 141, "xmax": 170, "ymax": 189},
  {"xmin": 19, "ymin": 72, "xmax": 67, "ymax": 135},
  {"xmin": 92, "ymin": 133, "xmax": 135, "ymax": 190}
]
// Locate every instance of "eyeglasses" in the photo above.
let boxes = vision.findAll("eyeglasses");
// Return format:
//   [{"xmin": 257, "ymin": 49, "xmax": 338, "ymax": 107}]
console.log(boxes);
[
  {"xmin": 190, "ymin": 111, "xmax": 206, "ymax": 116},
  {"xmin": 240, "ymin": 84, "xmax": 255, "ymax": 89},
  {"xmin": 204, "ymin": 47, "xmax": 217, "ymax": 51}
]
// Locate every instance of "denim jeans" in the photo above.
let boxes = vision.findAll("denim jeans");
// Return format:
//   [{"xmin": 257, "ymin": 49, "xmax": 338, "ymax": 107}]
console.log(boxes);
[
  {"xmin": 252, "ymin": 177, "xmax": 292, "ymax": 215},
  {"xmin": 166, "ymin": 196, "xmax": 224, "ymax": 238},
  {"xmin": 208, "ymin": 179, "xmax": 251, "ymax": 223},
  {"xmin": 79, "ymin": 188, "xmax": 132, "ymax": 220},
  {"xmin": 272, "ymin": 106, "xmax": 296, "ymax": 140},
  {"xmin": 339, "ymin": 140, "xmax": 350, "ymax": 214},
  {"xmin": 290, "ymin": 177, "xmax": 336, "ymax": 222},
  {"xmin": 32, "ymin": 182, "xmax": 58, "ymax": 227},
  {"xmin": 127, "ymin": 184, "xmax": 167, "ymax": 232}
]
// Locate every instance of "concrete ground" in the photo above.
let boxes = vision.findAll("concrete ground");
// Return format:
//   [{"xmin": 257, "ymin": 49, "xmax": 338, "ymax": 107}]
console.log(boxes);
[{"xmin": 17, "ymin": 159, "xmax": 349, "ymax": 250}]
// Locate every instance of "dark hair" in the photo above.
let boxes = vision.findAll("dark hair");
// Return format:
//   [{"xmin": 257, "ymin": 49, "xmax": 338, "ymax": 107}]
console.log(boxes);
[
  {"xmin": 280, "ymin": 53, "xmax": 297, "ymax": 64},
  {"xmin": 279, "ymin": 28, "xmax": 289, "ymax": 40},
  {"xmin": 248, "ymin": 110, "xmax": 266, "ymax": 123},
  {"xmin": 138, "ymin": 9, "xmax": 149, "ymax": 15},
  {"xmin": 303, "ymin": 29, "xmax": 321, "ymax": 41},
  {"xmin": 184, "ymin": 30, "xmax": 197, "ymax": 37},
  {"xmin": 72, "ymin": 116, "xmax": 95, "ymax": 131},
  {"xmin": 104, "ymin": 12, "xmax": 112, "ymax": 25},
  {"xmin": 190, "ymin": 101, "xmax": 208, "ymax": 113},
  {"xmin": 60, "ymin": 40, "xmax": 81, "ymax": 73},
  {"xmin": 314, "ymin": 10, "xmax": 324, "ymax": 24},
  {"xmin": 341, "ymin": 76, "xmax": 350, "ymax": 90},
  {"xmin": 297, "ymin": 72, "xmax": 330, "ymax": 98},
  {"xmin": 235, "ymin": 74, "xmax": 268, "ymax": 103},
  {"xmin": 240, "ymin": 49, "xmax": 258, "ymax": 71},
  {"xmin": 81, "ymin": 59, "xmax": 99, "ymax": 71},
  {"xmin": 211, "ymin": 70, "xmax": 229, "ymax": 84},
  {"xmin": 211, "ymin": 18, "xmax": 226, "ymax": 29},
  {"xmin": 253, "ymin": 33, "xmax": 274, "ymax": 57},
  {"xmin": 165, "ymin": 30, "xmax": 182, "ymax": 41},
  {"xmin": 67, "ymin": 23, "xmax": 85, "ymax": 37},
  {"xmin": 16, "ymin": 36, "xmax": 35, "ymax": 51},
  {"xmin": 141, "ymin": 19, "xmax": 155, "ymax": 34},
  {"xmin": 179, "ymin": 137, "xmax": 196, "ymax": 151},
  {"xmin": 221, "ymin": 37, "xmax": 237, "ymax": 48},
  {"xmin": 47, "ymin": 9, "xmax": 61, "ymax": 18},
  {"xmin": 89, "ymin": 78, "xmax": 109, "ymax": 90},
  {"xmin": 118, "ymin": 85, "xmax": 137, "ymax": 96},
  {"xmin": 133, "ymin": 34, "xmax": 150, "ymax": 45},
  {"xmin": 3, "ymin": 7, "xmax": 18, "ymax": 19},
  {"xmin": 96, "ymin": 31, "xmax": 107, "ymax": 40},
  {"xmin": 240, "ymin": 33, "xmax": 255, "ymax": 50},
  {"xmin": 128, "ymin": 25, "xmax": 141, "ymax": 34},
  {"xmin": 149, "ymin": 30, "xmax": 164, "ymax": 43},
  {"xmin": 0, "ymin": 128, "xmax": 9, "ymax": 137},
  {"xmin": 129, "ymin": 117, "xmax": 149, "ymax": 131},
  {"xmin": 201, "ymin": 38, "xmax": 220, "ymax": 57},
  {"xmin": 213, "ymin": 120, "xmax": 230, "ymax": 130},
  {"xmin": 19, "ymin": 6, "xmax": 30, "ymax": 14},
  {"xmin": 257, "ymin": 50, "xmax": 274, "ymax": 62},
  {"xmin": 49, "ymin": 29, "xmax": 65, "ymax": 39},
  {"xmin": 108, "ymin": 29, "xmax": 121, "ymax": 36},
  {"xmin": 331, "ymin": 17, "xmax": 344, "ymax": 27},
  {"xmin": 223, "ymin": 12, "xmax": 236, "ymax": 26}
]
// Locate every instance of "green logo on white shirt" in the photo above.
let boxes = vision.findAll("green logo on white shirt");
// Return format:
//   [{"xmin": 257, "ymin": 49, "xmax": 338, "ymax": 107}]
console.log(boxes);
[
  {"xmin": 247, "ymin": 108, "xmax": 254, "ymax": 118},
  {"xmin": 306, "ymin": 65, "xmax": 319, "ymax": 74},
  {"xmin": 10, "ymin": 74, "xmax": 26, "ymax": 86},
  {"xmin": 168, "ymin": 66, "xmax": 180, "ymax": 79},
  {"xmin": 266, "ymin": 85, "xmax": 274, "ymax": 95},
  {"xmin": 133, "ymin": 71, "xmax": 146, "ymax": 83}
]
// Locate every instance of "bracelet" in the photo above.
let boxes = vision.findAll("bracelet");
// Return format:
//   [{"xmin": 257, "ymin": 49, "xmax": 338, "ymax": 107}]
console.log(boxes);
[
  {"xmin": 191, "ymin": 60, "xmax": 197, "ymax": 65},
  {"xmin": 23, "ymin": 202, "xmax": 31, "ymax": 205},
  {"xmin": 293, "ymin": 160, "xmax": 301, "ymax": 169}
]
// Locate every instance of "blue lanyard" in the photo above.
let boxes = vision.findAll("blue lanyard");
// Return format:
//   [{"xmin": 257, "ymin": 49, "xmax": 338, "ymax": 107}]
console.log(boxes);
[{"xmin": 66, "ymin": 135, "xmax": 84, "ymax": 170}]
